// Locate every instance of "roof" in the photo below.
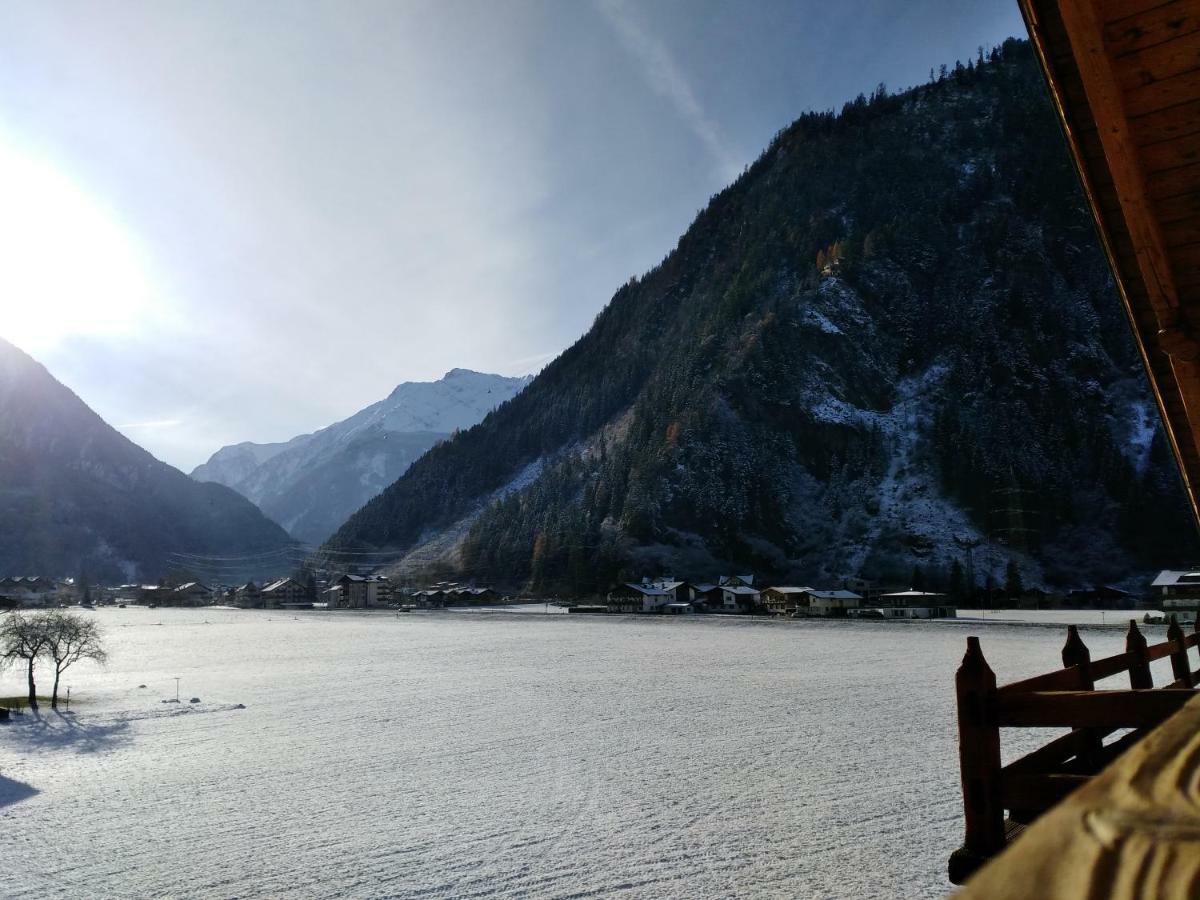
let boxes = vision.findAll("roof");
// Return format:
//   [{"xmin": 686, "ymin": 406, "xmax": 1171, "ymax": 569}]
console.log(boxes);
[
  {"xmin": 763, "ymin": 586, "xmax": 813, "ymax": 595},
  {"xmin": 1151, "ymin": 570, "xmax": 1200, "ymax": 587},
  {"xmin": 262, "ymin": 578, "xmax": 301, "ymax": 593},
  {"xmin": 880, "ymin": 589, "xmax": 945, "ymax": 598},
  {"xmin": 174, "ymin": 582, "xmax": 209, "ymax": 592},
  {"xmin": 1019, "ymin": 0, "xmax": 1200, "ymax": 527},
  {"xmin": 693, "ymin": 583, "xmax": 717, "ymax": 593},
  {"xmin": 719, "ymin": 574, "xmax": 755, "ymax": 586},
  {"xmin": 619, "ymin": 583, "xmax": 671, "ymax": 596},
  {"xmin": 806, "ymin": 590, "xmax": 863, "ymax": 601},
  {"xmin": 722, "ymin": 585, "xmax": 760, "ymax": 595}
]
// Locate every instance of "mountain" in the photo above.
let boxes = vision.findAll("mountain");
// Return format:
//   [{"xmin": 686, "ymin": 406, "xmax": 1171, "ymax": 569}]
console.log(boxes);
[
  {"xmin": 0, "ymin": 337, "xmax": 294, "ymax": 583},
  {"xmin": 323, "ymin": 40, "xmax": 1197, "ymax": 596},
  {"xmin": 192, "ymin": 369, "xmax": 531, "ymax": 545}
]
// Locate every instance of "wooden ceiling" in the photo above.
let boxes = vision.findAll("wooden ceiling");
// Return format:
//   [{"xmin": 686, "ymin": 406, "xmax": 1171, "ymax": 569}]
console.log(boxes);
[{"xmin": 1018, "ymin": 0, "xmax": 1200, "ymax": 526}]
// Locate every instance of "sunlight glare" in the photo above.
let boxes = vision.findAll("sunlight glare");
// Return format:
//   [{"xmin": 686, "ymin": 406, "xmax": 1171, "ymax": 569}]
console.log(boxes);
[{"xmin": 0, "ymin": 139, "xmax": 158, "ymax": 352}]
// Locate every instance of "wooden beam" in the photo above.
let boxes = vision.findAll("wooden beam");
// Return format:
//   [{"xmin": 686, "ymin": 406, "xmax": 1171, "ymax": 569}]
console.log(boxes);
[
  {"xmin": 1018, "ymin": 0, "xmax": 1200, "ymax": 528},
  {"xmin": 996, "ymin": 688, "xmax": 1193, "ymax": 727},
  {"xmin": 1058, "ymin": 0, "xmax": 1184, "ymax": 324},
  {"xmin": 1002, "ymin": 773, "xmax": 1091, "ymax": 810}
]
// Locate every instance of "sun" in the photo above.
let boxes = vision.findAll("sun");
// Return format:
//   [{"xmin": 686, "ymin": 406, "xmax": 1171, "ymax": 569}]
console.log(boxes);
[{"xmin": 0, "ymin": 137, "xmax": 157, "ymax": 353}]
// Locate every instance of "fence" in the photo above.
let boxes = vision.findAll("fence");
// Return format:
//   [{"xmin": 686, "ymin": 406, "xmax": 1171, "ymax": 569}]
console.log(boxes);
[{"xmin": 948, "ymin": 616, "xmax": 1200, "ymax": 884}]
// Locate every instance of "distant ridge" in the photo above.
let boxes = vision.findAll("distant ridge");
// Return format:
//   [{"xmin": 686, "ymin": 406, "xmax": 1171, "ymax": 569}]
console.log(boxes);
[
  {"xmin": 0, "ymin": 337, "xmax": 294, "ymax": 582},
  {"xmin": 192, "ymin": 369, "xmax": 531, "ymax": 544}
]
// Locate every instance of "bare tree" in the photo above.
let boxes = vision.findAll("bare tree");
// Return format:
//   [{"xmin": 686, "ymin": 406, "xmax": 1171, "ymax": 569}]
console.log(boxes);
[
  {"xmin": 43, "ymin": 611, "xmax": 107, "ymax": 709},
  {"xmin": 0, "ymin": 612, "xmax": 51, "ymax": 710}
]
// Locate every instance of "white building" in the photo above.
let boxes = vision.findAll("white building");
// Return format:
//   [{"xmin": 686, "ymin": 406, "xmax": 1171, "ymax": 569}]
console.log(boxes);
[
  {"xmin": 804, "ymin": 589, "xmax": 862, "ymax": 617},
  {"xmin": 1151, "ymin": 571, "xmax": 1200, "ymax": 611}
]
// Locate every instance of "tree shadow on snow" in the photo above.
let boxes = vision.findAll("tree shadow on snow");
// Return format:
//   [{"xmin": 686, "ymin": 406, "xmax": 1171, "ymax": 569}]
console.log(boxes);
[
  {"xmin": 5, "ymin": 709, "xmax": 132, "ymax": 754},
  {"xmin": 0, "ymin": 773, "xmax": 39, "ymax": 809}
]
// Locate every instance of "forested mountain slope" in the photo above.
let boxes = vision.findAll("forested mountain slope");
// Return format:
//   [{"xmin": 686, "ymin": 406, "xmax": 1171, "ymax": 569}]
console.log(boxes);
[
  {"xmin": 0, "ymin": 338, "xmax": 294, "ymax": 582},
  {"xmin": 324, "ymin": 40, "xmax": 1196, "ymax": 594}
]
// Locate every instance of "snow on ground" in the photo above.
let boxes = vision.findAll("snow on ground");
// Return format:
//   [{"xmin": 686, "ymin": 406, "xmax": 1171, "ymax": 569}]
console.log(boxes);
[{"xmin": 0, "ymin": 608, "xmax": 1175, "ymax": 899}]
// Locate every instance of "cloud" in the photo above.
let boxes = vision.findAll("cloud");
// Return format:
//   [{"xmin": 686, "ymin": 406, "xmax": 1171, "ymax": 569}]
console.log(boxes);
[
  {"xmin": 502, "ymin": 349, "xmax": 560, "ymax": 375},
  {"xmin": 595, "ymin": 0, "xmax": 741, "ymax": 180}
]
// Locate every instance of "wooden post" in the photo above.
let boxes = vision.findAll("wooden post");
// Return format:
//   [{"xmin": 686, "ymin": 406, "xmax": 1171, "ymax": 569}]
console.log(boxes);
[
  {"xmin": 1126, "ymin": 620, "xmax": 1153, "ymax": 689},
  {"xmin": 1062, "ymin": 625, "xmax": 1103, "ymax": 768},
  {"xmin": 1167, "ymin": 616, "xmax": 1193, "ymax": 687},
  {"xmin": 949, "ymin": 636, "xmax": 1004, "ymax": 884}
]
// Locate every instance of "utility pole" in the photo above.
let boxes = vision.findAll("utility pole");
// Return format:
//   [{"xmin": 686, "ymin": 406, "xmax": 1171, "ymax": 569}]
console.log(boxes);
[{"xmin": 174, "ymin": 677, "xmax": 180, "ymax": 703}]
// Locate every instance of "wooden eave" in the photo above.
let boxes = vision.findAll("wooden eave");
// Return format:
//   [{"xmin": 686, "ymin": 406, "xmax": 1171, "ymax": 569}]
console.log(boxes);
[{"xmin": 1018, "ymin": 0, "xmax": 1200, "ymax": 527}]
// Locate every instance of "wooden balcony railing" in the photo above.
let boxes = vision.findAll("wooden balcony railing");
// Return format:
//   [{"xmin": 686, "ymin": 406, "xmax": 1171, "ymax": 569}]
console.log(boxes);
[{"xmin": 948, "ymin": 616, "xmax": 1200, "ymax": 885}]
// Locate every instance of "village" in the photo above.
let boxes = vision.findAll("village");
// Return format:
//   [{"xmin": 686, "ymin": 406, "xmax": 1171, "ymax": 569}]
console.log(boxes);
[{"xmin": 3, "ymin": 569, "xmax": 1200, "ymax": 621}]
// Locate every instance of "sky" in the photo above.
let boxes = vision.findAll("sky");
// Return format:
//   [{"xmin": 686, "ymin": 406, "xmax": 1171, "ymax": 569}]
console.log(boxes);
[{"xmin": 0, "ymin": 0, "xmax": 1026, "ymax": 471}]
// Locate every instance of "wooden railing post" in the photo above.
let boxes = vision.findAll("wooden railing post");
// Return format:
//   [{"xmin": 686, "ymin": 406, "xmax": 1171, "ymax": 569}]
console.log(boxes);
[
  {"xmin": 950, "ymin": 636, "xmax": 1004, "ymax": 883},
  {"xmin": 1062, "ymin": 625, "xmax": 1103, "ymax": 767},
  {"xmin": 1126, "ymin": 620, "xmax": 1153, "ymax": 689},
  {"xmin": 1167, "ymin": 616, "xmax": 1193, "ymax": 687}
]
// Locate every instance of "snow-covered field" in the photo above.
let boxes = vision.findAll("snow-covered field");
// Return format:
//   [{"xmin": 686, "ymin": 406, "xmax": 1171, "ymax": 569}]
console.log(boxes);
[{"xmin": 0, "ymin": 609, "xmax": 1174, "ymax": 899}]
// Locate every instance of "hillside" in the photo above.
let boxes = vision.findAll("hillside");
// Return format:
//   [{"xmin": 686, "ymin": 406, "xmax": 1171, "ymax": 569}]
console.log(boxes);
[
  {"xmin": 192, "ymin": 369, "xmax": 530, "ymax": 544},
  {"xmin": 0, "ymin": 338, "xmax": 294, "ymax": 583},
  {"xmin": 323, "ymin": 40, "xmax": 1197, "ymax": 595}
]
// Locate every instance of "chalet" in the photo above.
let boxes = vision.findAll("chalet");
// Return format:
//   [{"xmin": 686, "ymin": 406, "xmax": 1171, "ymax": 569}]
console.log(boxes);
[
  {"xmin": 170, "ymin": 582, "xmax": 212, "ymax": 607},
  {"xmin": 262, "ymin": 577, "xmax": 309, "ymax": 608},
  {"xmin": 761, "ymin": 586, "xmax": 812, "ymax": 616},
  {"xmin": 804, "ymin": 589, "xmax": 861, "ymax": 617}
]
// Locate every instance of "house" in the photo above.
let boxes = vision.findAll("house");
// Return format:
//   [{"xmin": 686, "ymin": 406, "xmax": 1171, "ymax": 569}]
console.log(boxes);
[
  {"xmin": 877, "ymin": 589, "xmax": 956, "ymax": 619},
  {"xmin": 606, "ymin": 583, "xmax": 673, "ymax": 614},
  {"xmin": 234, "ymin": 581, "xmax": 263, "ymax": 609},
  {"xmin": 0, "ymin": 576, "xmax": 61, "ymax": 607},
  {"xmin": 463, "ymin": 587, "xmax": 500, "ymax": 605},
  {"xmin": 413, "ymin": 589, "xmax": 446, "ymax": 609},
  {"xmin": 1151, "ymin": 571, "xmax": 1200, "ymax": 612},
  {"xmin": 171, "ymin": 582, "xmax": 212, "ymax": 607},
  {"xmin": 138, "ymin": 585, "xmax": 169, "ymax": 606},
  {"xmin": 761, "ymin": 586, "xmax": 813, "ymax": 616},
  {"xmin": 653, "ymin": 580, "xmax": 693, "ymax": 604},
  {"xmin": 326, "ymin": 574, "xmax": 391, "ymax": 608},
  {"xmin": 803, "ymin": 589, "xmax": 862, "ymax": 617},
  {"xmin": 691, "ymin": 583, "xmax": 720, "ymax": 611},
  {"xmin": 718, "ymin": 584, "xmax": 761, "ymax": 613},
  {"xmin": 262, "ymin": 577, "xmax": 310, "ymax": 608},
  {"xmin": 879, "ymin": 588, "xmax": 946, "ymax": 607}
]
